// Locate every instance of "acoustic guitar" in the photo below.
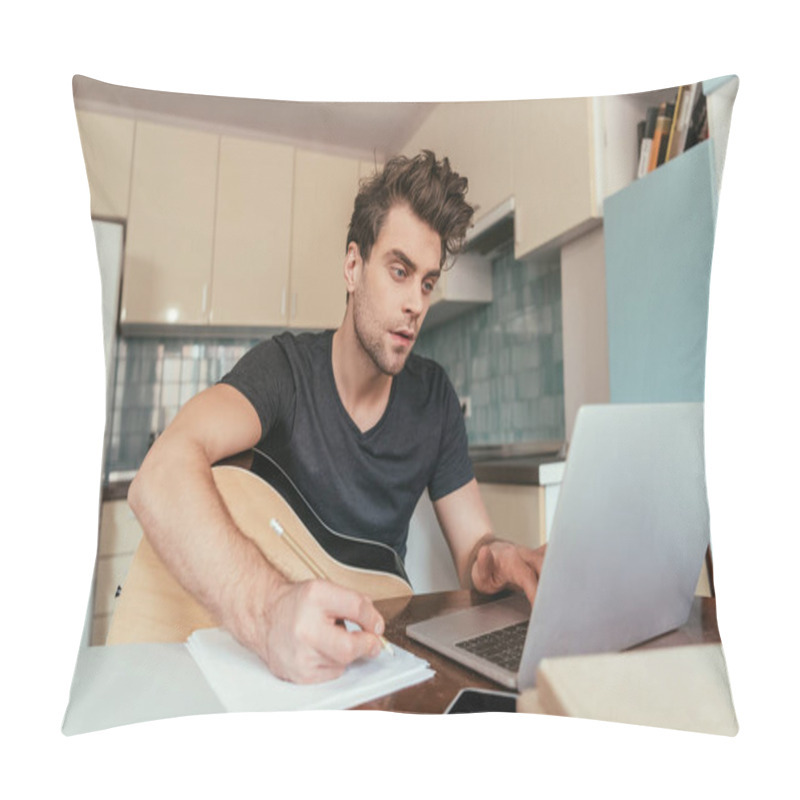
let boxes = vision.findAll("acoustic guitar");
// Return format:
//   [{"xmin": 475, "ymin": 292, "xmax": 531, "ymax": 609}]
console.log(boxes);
[{"xmin": 106, "ymin": 450, "xmax": 414, "ymax": 645}]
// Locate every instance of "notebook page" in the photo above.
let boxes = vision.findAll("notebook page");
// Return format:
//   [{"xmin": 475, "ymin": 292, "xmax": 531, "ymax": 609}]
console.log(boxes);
[{"xmin": 186, "ymin": 627, "xmax": 434, "ymax": 712}]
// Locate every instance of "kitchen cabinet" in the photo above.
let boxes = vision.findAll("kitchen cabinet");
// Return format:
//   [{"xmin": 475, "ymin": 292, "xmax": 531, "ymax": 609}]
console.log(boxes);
[
  {"xmin": 120, "ymin": 121, "xmax": 219, "ymax": 326},
  {"xmin": 74, "ymin": 110, "xmax": 135, "ymax": 220},
  {"xmin": 479, "ymin": 483, "xmax": 549, "ymax": 550},
  {"xmin": 511, "ymin": 97, "xmax": 602, "ymax": 260},
  {"xmin": 119, "ymin": 122, "xmax": 361, "ymax": 331},
  {"xmin": 92, "ymin": 498, "xmax": 144, "ymax": 645},
  {"xmin": 210, "ymin": 136, "xmax": 295, "ymax": 327},
  {"xmin": 289, "ymin": 149, "xmax": 360, "ymax": 330},
  {"xmin": 401, "ymin": 101, "xmax": 515, "ymax": 224}
]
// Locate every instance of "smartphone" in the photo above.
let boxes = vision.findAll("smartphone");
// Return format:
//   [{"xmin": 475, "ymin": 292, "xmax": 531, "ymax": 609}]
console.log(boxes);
[{"xmin": 444, "ymin": 688, "xmax": 518, "ymax": 714}]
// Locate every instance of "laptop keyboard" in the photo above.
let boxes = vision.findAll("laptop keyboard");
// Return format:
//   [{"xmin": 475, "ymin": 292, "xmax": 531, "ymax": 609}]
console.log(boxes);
[{"xmin": 455, "ymin": 621, "xmax": 528, "ymax": 672}]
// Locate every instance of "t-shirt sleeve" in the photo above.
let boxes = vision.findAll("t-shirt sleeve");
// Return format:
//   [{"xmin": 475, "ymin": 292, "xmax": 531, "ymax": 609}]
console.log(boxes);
[
  {"xmin": 428, "ymin": 377, "xmax": 474, "ymax": 502},
  {"xmin": 218, "ymin": 338, "xmax": 295, "ymax": 446}
]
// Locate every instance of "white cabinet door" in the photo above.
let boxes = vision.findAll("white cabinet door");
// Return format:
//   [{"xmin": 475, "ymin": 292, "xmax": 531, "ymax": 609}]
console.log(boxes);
[
  {"xmin": 211, "ymin": 136, "xmax": 295, "ymax": 327},
  {"xmin": 75, "ymin": 110, "xmax": 136, "ymax": 220},
  {"xmin": 512, "ymin": 97, "xmax": 601, "ymax": 259},
  {"xmin": 121, "ymin": 121, "xmax": 219, "ymax": 325},
  {"xmin": 289, "ymin": 150, "xmax": 360, "ymax": 330}
]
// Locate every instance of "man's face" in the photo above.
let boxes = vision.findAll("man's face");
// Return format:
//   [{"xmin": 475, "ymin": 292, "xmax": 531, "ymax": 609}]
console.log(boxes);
[{"xmin": 348, "ymin": 204, "xmax": 442, "ymax": 376}]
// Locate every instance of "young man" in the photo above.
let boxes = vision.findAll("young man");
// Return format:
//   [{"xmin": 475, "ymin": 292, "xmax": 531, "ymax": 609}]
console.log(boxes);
[{"xmin": 128, "ymin": 151, "xmax": 545, "ymax": 685}]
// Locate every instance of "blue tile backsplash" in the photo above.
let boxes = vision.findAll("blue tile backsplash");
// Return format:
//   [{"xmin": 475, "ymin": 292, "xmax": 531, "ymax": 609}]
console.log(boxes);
[
  {"xmin": 107, "ymin": 337, "xmax": 260, "ymax": 477},
  {"xmin": 415, "ymin": 242, "xmax": 565, "ymax": 445},
  {"xmin": 106, "ymin": 242, "xmax": 564, "ymax": 477}
]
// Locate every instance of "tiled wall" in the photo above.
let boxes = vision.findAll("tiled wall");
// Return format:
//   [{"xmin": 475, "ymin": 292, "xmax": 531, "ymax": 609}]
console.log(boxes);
[
  {"xmin": 415, "ymin": 242, "xmax": 565, "ymax": 445},
  {"xmin": 106, "ymin": 242, "xmax": 564, "ymax": 476},
  {"xmin": 106, "ymin": 337, "xmax": 260, "ymax": 478}
]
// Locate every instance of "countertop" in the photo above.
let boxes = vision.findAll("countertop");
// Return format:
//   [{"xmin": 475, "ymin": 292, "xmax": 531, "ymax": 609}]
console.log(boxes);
[
  {"xmin": 103, "ymin": 479, "xmax": 133, "ymax": 502},
  {"xmin": 469, "ymin": 441, "xmax": 567, "ymax": 486}
]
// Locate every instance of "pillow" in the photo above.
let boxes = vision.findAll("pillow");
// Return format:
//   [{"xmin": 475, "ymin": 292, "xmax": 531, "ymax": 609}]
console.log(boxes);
[{"xmin": 63, "ymin": 74, "xmax": 738, "ymax": 737}]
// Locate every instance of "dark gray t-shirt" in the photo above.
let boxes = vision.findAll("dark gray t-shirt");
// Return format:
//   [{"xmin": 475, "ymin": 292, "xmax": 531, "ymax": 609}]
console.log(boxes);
[{"xmin": 221, "ymin": 330, "xmax": 473, "ymax": 560}]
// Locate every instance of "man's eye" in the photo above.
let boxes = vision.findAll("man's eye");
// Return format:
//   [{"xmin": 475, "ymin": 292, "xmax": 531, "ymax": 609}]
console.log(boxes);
[
  {"xmin": 423, "ymin": 281, "xmax": 435, "ymax": 293},
  {"xmin": 392, "ymin": 266, "xmax": 406, "ymax": 279}
]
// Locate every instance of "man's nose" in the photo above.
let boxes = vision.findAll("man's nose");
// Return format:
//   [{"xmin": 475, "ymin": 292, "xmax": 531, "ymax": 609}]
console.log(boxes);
[{"xmin": 403, "ymin": 281, "xmax": 425, "ymax": 316}]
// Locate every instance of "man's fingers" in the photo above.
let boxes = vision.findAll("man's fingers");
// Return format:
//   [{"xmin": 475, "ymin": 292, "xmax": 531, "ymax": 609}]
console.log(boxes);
[
  {"xmin": 316, "ymin": 625, "xmax": 383, "ymax": 667},
  {"xmin": 518, "ymin": 545, "xmax": 545, "ymax": 577},
  {"xmin": 312, "ymin": 580, "xmax": 385, "ymax": 636},
  {"xmin": 516, "ymin": 566, "xmax": 539, "ymax": 605},
  {"xmin": 473, "ymin": 543, "xmax": 497, "ymax": 584},
  {"xmin": 299, "ymin": 581, "xmax": 385, "ymax": 667}
]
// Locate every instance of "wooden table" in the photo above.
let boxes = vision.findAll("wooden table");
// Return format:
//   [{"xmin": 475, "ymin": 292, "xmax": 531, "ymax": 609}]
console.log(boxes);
[{"xmin": 356, "ymin": 590, "xmax": 721, "ymax": 714}]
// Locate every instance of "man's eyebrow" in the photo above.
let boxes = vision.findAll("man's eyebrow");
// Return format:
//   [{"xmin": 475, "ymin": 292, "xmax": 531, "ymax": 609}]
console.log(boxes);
[
  {"xmin": 388, "ymin": 248, "xmax": 441, "ymax": 278},
  {"xmin": 388, "ymin": 248, "xmax": 417, "ymax": 271}
]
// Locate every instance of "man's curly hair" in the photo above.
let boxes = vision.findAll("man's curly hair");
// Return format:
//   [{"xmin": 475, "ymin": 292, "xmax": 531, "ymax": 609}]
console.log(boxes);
[{"xmin": 346, "ymin": 150, "xmax": 474, "ymax": 268}]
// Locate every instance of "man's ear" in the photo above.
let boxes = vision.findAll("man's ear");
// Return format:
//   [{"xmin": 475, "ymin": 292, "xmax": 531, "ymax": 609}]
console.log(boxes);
[{"xmin": 343, "ymin": 241, "xmax": 362, "ymax": 293}]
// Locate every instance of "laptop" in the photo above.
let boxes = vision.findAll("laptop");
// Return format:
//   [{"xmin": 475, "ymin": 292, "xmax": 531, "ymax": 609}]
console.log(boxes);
[{"xmin": 406, "ymin": 402, "xmax": 710, "ymax": 691}]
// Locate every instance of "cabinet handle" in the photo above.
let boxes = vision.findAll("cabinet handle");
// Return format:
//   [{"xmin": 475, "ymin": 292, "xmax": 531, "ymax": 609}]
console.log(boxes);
[
  {"xmin": 202, "ymin": 284, "xmax": 208, "ymax": 314},
  {"xmin": 281, "ymin": 287, "xmax": 287, "ymax": 318},
  {"xmin": 291, "ymin": 292, "xmax": 297, "ymax": 321}
]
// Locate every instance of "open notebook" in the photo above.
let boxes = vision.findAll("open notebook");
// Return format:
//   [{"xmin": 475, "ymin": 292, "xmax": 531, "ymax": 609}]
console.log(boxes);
[{"xmin": 186, "ymin": 627, "xmax": 433, "ymax": 712}]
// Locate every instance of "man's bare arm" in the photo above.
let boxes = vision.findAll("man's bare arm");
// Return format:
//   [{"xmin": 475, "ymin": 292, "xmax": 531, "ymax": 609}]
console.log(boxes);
[
  {"xmin": 128, "ymin": 383, "xmax": 385, "ymax": 682},
  {"xmin": 432, "ymin": 478, "xmax": 546, "ymax": 604}
]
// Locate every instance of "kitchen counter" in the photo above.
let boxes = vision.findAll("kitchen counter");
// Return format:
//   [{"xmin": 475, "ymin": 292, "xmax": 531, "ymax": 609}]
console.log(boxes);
[
  {"xmin": 469, "ymin": 441, "xmax": 567, "ymax": 486},
  {"xmin": 103, "ymin": 480, "xmax": 133, "ymax": 502}
]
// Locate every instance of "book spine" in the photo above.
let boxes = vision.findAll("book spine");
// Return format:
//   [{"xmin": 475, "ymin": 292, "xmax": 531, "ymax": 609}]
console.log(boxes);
[
  {"xmin": 664, "ymin": 85, "xmax": 685, "ymax": 162},
  {"xmin": 637, "ymin": 106, "xmax": 659, "ymax": 178},
  {"xmin": 637, "ymin": 140, "xmax": 652, "ymax": 178},
  {"xmin": 654, "ymin": 102, "xmax": 675, "ymax": 168},
  {"xmin": 672, "ymin": 83, "xmax": 699, "ymax": 159},
  {"xmin": 648, "ymin": 102, "xmax": 668, "ymax": 172}
]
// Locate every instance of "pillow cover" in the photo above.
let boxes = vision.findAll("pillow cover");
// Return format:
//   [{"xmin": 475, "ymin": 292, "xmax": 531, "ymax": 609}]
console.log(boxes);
[{"xmin": 62, "ymin": 74, "xmax": 738, "ymax": 736}]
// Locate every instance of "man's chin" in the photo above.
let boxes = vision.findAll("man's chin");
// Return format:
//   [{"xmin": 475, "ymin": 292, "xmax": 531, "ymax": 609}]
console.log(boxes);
[{"xmin": 377, "ymin": 348, "xmax": 412, "ymax": 376}]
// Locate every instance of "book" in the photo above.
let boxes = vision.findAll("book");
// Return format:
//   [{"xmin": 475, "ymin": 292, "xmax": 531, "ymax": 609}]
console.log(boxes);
[
  {"xmin": 635, "ymin": 82, "xmax": 709, "ymax": 180},
  {"xmin": 186, "ymin": 626, "xmax": 434, "ymax": 712},
  {"xmin": 664, "ymin": 85, "xmax": 686, "ymax": 161},
  {"xmin": 684, "ymin": 84, "xmax": 708, "ymax": 150},
  {"xmin": 637, "ymin": 106, "xmax": 659, "ymax": 178},
  {"xmin": 666, "ymin": 83, "xmax": 701, "ymax": 161},
  {"xmin": 653, "ymin": 101, "xmax": 676, "ymax": 170}
]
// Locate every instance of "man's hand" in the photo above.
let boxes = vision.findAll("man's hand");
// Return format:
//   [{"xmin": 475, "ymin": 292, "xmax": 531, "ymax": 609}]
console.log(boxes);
[
  {"xmin": 471, "ymin": 539, "xmax": 546, "ymax": 605},
  {"xmin": 236, "ymin": 579, "xmax": 387, "ymax": 684}
]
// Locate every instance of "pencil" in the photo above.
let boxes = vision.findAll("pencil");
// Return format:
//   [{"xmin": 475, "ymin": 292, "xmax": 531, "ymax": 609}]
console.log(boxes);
[
  {"xmin": 379, "ymin": 636, "xmax": 394, "ymax": 656},
  {"xmin": 270, "ymin": 518, "xmax": 394, "ymax": 656}
]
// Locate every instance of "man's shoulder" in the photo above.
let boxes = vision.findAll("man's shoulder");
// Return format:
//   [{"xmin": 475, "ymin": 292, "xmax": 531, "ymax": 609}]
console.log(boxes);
[
  {"xmin": 400, "ymin": 352, "xmax": 456, "ymax": 400},
  {"xmin": 272, "ymin": 329, "xmax": 332, "ymax": 362},
  {"xmin": 404, "ymin": 350, "xmax": 441, "ymax": 377}
]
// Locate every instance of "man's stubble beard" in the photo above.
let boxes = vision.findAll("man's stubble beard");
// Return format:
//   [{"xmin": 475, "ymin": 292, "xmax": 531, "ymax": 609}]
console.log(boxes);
[{"xmin": 351, "ymin": 289, "xmax": 409, "ymax": 377}]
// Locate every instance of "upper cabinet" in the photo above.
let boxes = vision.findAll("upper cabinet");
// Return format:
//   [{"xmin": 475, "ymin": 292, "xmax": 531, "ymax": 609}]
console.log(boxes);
[
  {"xmin": 289, "ymin": 150, "xmax": 360, "ymax": 330},
  {"xmin": 121, "ymin": 122, "xmax": 219, "ymax": 326},
  {"xmin": 79, "ymin": 112, "xmax": 365, "ymax": 332},
  {"xmin": 211, "ymin": 136, "xmax": 295, "ymax": 327},
  {"xmin": 75, "ymin": 110, "xmax": 135, "ymax": 220},
  {"xmin": 511, "ymin": 98, "xmax": 601, "ymax": 260}
]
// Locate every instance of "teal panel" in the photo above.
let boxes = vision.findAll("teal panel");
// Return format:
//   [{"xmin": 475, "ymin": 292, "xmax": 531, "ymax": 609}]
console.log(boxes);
[
  {"xmin": 604, "ymin": 139, "xmax": 717, "ymax": 403},
  {"xmin": 703, "ymin": 75, "xmax": 737, "ymax": 95}
]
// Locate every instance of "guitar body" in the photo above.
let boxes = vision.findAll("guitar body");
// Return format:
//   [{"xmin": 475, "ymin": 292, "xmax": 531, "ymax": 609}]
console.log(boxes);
[{"xmin": 106, "ymin": 451, "xmax": 413, "ymax": 645}]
